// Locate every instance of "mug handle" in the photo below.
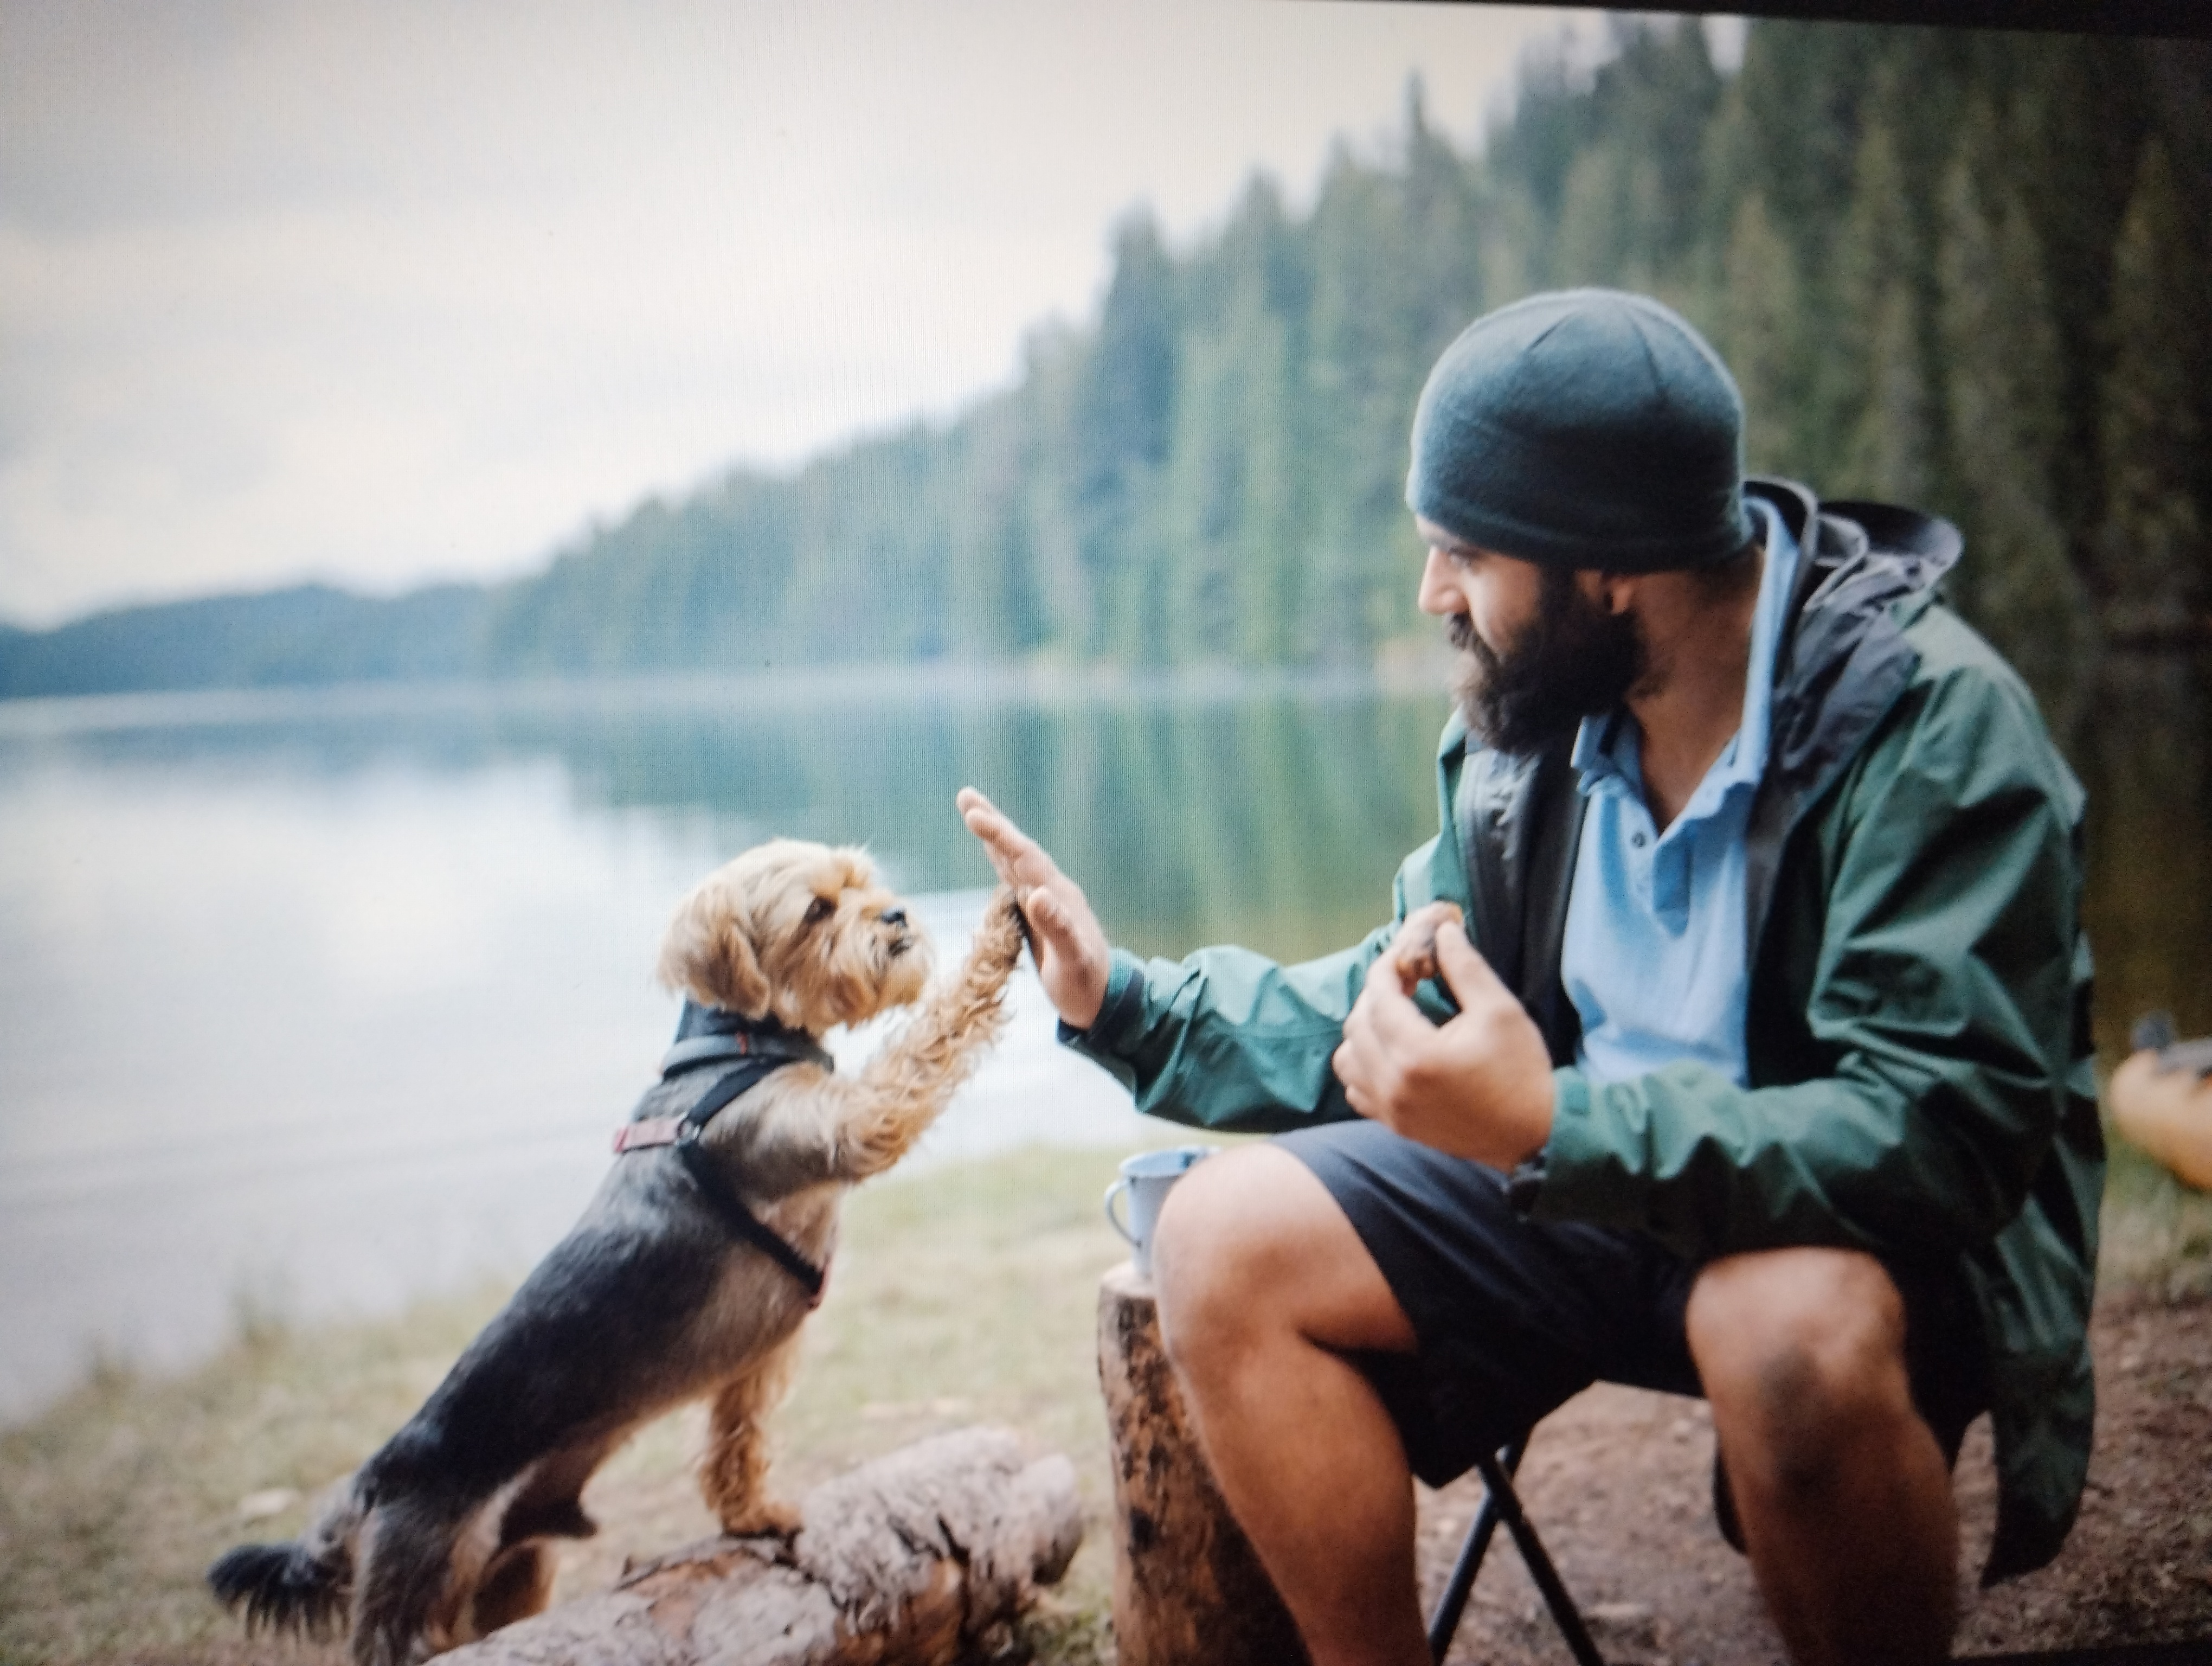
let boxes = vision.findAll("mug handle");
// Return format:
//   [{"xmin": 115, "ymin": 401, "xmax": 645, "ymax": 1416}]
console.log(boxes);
[{"xmin": 1104, "ymin": 1178, "xmax": 1137, "ymax": 1247}]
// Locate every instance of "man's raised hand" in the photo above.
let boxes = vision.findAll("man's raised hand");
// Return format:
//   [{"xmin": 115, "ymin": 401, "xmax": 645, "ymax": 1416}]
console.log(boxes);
[
  {"xmin": 1333, "ymin": 913, "xmax": 1555, "ymax": 1170},
  {"xmin": 956, "ymin": 787, "xmax": 1112, "ymax": 1030}
]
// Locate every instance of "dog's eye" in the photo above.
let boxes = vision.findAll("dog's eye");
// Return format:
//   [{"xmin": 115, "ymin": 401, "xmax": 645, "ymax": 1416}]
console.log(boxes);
[{"xmin": 804, "ymin": 895, "xmax": 837, "ymax": 926}]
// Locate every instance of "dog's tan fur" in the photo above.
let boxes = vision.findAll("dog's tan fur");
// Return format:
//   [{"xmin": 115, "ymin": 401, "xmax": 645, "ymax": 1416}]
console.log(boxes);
[
  {"xmin": 210, "ymin": 839, "xmax": 1026, "ymax": 1664},
  {"xmin": 659, "ymin": 840, "xmax": 1028, "ymax": 1534}
]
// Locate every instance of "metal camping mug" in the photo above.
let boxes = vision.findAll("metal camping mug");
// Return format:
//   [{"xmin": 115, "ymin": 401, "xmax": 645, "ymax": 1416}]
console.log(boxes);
[{"xmin": 1104, "ymin": 1145, "xmax": 1218, "ymax": 1278}]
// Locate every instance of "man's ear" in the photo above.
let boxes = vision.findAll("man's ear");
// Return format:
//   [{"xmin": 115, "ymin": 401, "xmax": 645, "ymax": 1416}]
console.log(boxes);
[{"xmin": 658, "ymin": 881, "xmax": 771, "ymax": 1016}]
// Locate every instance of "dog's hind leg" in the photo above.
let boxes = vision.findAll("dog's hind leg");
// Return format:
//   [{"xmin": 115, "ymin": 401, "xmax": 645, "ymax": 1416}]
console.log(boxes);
[
  {"xmin": 448, "ymin": 1432, "xmax": 616, "ymax": 1643},
  {"xmin": 350, "ymin": 1495, "xmax": 478, "ymax": 1666},
  {"xmin": 467, "ymin": 1539, "xmax": 558, "ymax": 1637},
  {"xmin": 497, "ymin": 1431, "xmax": 614, "ymax": 1546},
  {"xmin": 833, "ymin": 888, "xmax": 1026, "ymax": 1180},
  {"xmin": 700, "ymin": 1330, "xmax": 806, "ymax": 1537}
]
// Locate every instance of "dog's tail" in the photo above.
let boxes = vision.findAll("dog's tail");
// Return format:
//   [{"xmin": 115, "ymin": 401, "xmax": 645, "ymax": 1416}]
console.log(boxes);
[{"xmin": 206, "ymin": 1476, "xmax": 365, "ymax": 1640}]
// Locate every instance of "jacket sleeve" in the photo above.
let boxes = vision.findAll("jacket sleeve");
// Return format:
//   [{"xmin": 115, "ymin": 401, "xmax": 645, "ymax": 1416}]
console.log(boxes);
[
  {"xmin": 1061, "ymin": 831, "xmax": 1467, "ymax": 1133},
  {"xmin": 1534, "ymin": 636, "xmax": 2086, "ymax": 1265}
]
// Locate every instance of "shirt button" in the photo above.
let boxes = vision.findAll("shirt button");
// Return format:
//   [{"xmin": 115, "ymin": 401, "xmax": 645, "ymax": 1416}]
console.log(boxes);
[{"xmin": 1631, "ymin": 832, "xmax": 1648, "ymax": 848}]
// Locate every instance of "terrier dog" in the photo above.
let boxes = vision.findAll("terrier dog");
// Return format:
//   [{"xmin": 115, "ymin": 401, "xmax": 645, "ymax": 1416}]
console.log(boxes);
[{"xmin": 209, "ymin": 840, "xmax": 1026, "ymax": 1665}]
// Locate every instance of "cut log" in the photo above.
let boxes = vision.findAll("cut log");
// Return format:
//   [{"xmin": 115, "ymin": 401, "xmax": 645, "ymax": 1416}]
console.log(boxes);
[
  {"xmin": 443, "ymin": 1427, "xmax": 1082, "ymax": 1666},
  {"xmin": 1096, "ymin": 1262, "xmax": 1310, "ymax": 1666}
]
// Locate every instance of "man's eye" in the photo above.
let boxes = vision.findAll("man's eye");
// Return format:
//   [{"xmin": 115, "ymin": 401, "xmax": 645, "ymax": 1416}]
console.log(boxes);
[{"xmin": 805, "ymin": 896, "xmax": 835, "ymax": 925}]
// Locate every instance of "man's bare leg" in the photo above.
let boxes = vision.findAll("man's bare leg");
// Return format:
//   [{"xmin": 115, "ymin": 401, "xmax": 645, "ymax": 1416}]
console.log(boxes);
[
  {"xmin": 1688, "ymin": 1247, "xmax": 1957, "ymax": 1666},
  {"xmin": 1150, "ymin": 1145, "xmax": 1431, "ymax": 1666}
]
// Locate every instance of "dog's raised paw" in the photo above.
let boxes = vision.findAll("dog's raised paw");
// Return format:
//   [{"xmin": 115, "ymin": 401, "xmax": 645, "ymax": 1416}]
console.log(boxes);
[{"xmin": 976, "ymin": 886, "xmax": 1029, "ymax": 975}]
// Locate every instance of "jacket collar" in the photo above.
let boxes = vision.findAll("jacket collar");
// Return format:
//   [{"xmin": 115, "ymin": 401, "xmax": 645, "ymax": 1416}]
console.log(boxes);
[{"xmin": 1742, "ymin": 480, "xmax": 1960, "ymax": 969}]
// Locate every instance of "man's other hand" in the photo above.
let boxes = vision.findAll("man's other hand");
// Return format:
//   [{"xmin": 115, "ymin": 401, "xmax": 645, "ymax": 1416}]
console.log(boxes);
[
  {"xmin": 956, "ymin": 786, "xmax": 1111, "ymax": 1030},
  {"xmin": 1334, "ymin": 916, "xmax": 1554, "ymax": 1169}
]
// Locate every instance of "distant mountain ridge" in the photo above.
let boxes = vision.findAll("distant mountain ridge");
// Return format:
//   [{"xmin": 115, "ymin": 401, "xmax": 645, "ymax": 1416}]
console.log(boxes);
[
  {"xmin": 4, "ymin": 20, "xmax": 2204, "ymax": 706},
  {"xmin": 0, "ymin": 584, "xmax": 488, "ymax": 699}
]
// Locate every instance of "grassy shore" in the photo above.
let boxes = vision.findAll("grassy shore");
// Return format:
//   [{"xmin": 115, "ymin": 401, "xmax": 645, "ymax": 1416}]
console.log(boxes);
[
  {"xmin": 0, "ymin": 1142, "xmax": 1198, "ymax": 1665},
  {"xmin": 3, "ymin": 1131, "xmax": 2207, "ymax": 1666}
]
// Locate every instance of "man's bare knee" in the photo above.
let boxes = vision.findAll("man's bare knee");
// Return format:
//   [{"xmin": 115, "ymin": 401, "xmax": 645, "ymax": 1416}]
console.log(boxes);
[
  {"xmin": 1150, "ymin": 1150, "xmax": 1275, "ymax": 1366},
  {"xmin": 1689, "ymin": 1248, "xmax": 1914, "ymax": 1493},
  {"xmin": 1151, "ymin": 1143, "xmax": 1413, "ymax": 1374}
]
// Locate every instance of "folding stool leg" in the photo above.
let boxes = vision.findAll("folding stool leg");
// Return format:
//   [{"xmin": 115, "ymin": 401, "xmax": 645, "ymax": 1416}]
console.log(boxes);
[
  {"xmin": 1426, "ymin": 1438, "xmax": 1520, "ymax": 1660},
  {"xmin": 1426, "ymin": 1438, "xmax": 1606, "ymax": 1666},
  {"xmin": 1471, "ymin": 1447, "xmax": 1605, "ymax": 1666}
]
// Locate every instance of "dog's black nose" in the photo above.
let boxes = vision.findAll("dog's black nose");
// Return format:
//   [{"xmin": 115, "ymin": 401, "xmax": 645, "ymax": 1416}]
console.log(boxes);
[{"xmin": 880, "ymin": 907, "xmax": 908, "ymax": 928}]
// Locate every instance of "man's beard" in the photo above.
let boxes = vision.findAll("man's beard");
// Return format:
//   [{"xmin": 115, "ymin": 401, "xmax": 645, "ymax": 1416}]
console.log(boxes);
[{"xmin": 1450, "ymin": 568, "xmax": 1647, "ymax": 756}]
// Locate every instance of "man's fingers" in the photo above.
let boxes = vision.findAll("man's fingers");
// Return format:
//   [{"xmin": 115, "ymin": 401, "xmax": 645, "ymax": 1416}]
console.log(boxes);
[
  {"xmin": 1364, "ymin": 976, "xmax": 1443, "ymax": 1056},
  {"xmin": 1023, "ymin": 886, "xmax": 1077, "ymax": 946},
  {"xmin": 960, "ymin": 798, "xmax": 1045, "ymax": 869},
  {"xmin": 1433, "ymin": 920, "xmax": 1509, "ymax": 1004},
  {"xmin": 1019, "ymin": 885, "xmax": 1107, "ymax": 982},
  {"xmin": 1333, "ymin": 1026, "xmax": 1379, "ymax": 1108},
  {"xmin": 957, "ymin": 787, "xmax": 1060, "ymax": 886}
]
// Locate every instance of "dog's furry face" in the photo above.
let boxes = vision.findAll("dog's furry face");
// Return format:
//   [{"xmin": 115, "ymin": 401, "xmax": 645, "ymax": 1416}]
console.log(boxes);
[{"xmin": 657, "ymin": 840, "xmax": 930, "ymax": 1033}]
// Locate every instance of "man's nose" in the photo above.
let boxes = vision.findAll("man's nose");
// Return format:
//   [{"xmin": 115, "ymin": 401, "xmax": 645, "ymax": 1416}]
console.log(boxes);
[{"xmin": 1416, "ymin": 547, "xmax": 1458, "ymax": 616}]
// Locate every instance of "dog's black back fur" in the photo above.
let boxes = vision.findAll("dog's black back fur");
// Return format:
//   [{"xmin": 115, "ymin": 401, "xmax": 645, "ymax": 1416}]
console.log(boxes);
[{"xmin": 364, "ymin": 1200, "xmax": 723, "ymax": 1499}]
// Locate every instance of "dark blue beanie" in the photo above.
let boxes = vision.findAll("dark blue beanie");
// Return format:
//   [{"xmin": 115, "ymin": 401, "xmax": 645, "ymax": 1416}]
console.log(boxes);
[{"xmin": 1406, "ymin": 289, "xmax": 1754, "ymax": 573}]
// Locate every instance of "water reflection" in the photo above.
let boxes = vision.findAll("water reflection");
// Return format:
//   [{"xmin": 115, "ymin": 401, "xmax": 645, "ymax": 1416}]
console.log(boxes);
[
  {"xmin": 1, "ymin": 655, "xmax": 2205, "ymax": 1418},
  {"xmin": 1, "ymin": 669, "xmax": 1456, "ymax": 962},
  {"xmin": 0, "ymin": 671, "xmax": 1452, "ymax": 1417}
]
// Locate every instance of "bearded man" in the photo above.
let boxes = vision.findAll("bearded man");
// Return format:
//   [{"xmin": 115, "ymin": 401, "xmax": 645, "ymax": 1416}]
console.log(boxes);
[{"xmin": 959, "ymin": 289, "xmax": 2099, "ymax": 1666}]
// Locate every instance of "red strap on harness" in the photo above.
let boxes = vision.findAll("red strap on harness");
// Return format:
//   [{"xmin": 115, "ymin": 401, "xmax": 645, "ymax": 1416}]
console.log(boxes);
[{"xmin": 612, "ymin": 1117, "xmax": 683, "ymax": 1154}]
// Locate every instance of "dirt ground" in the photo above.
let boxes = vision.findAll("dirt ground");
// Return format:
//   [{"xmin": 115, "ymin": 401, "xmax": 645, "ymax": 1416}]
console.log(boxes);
[
  {"xmin": 33, "ymin": 1301, "xmax": 2208, "ymax": 1666},
  {"xmin": 1414, "ymin": 1293, "xmax": 2212, "ymax": 1665}
]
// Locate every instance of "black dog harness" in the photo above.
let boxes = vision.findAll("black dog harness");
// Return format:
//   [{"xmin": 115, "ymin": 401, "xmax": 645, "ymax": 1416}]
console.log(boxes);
[{"xmin": 613, "ymin": 1001, "xmax": 834, "ymax": 1305}]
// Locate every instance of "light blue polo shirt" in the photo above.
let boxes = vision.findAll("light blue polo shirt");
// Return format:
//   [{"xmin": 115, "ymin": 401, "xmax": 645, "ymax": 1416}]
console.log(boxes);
[{"xmin": 1560, "ymin": 499, "xmax": 1800, "ymax": 1088}]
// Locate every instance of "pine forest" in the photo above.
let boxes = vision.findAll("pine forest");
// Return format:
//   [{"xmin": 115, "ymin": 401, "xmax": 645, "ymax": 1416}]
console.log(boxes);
[{"xmin": 5, "ymin": 18, "xmax": 2207, "ymax": 719}]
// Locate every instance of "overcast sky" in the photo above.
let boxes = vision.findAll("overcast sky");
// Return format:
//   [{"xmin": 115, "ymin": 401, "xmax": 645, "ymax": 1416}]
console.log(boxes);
[{"xmin": 0, "ymin": 1, "xmax": 1695, "ymax": 627}]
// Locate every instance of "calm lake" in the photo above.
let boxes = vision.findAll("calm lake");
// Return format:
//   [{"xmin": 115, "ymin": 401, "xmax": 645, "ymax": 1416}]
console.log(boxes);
[{"xmin": 2, "ymin": 657, "xmax": 2207, "ymax": 1420}]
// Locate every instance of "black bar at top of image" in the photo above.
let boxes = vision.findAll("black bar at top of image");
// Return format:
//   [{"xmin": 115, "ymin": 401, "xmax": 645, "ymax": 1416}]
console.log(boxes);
[{"xmin": 1397, "ymin": 0, "xmax": 2212, "ymax": 43}]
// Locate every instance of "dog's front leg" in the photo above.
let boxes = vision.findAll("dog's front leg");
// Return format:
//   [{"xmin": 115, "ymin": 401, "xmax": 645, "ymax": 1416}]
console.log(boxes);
[
  {"xmin": 831, "ymin": 888, "xmax": 1026, "ymax": 1181},
  {"xmin": 701, "ymin": 1329, "xmax": 806, "ymax": 1538}
]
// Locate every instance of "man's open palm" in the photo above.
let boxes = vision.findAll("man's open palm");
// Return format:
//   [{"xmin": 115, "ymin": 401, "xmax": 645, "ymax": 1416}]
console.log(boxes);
[{"xmin": 956, "ymin": 787, "xmax": 1111, "ymax": 1029}]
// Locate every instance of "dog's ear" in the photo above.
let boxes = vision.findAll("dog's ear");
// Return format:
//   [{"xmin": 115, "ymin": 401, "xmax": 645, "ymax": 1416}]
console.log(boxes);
[{"xmin": 658, "ymin": 879, "xmax": 771, "ymax": 1017}]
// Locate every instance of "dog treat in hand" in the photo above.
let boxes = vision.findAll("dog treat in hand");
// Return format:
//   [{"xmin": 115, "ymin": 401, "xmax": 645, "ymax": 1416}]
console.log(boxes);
[{"xmin": 1395, "ymin": 902, "xmax": 1465, "ymax": 989}]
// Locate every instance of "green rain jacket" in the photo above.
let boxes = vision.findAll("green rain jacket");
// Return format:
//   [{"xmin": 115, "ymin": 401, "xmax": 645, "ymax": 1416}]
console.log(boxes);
[{"xmin": 1066, "ymin": 479, "xmax": 2101, "ymax": 1583}]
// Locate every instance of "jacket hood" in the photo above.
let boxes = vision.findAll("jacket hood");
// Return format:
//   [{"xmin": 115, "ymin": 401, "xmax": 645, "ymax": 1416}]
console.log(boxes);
[{"xmin": 1757, "ymin": 477, "xmax": 1962, "ymax": 805}]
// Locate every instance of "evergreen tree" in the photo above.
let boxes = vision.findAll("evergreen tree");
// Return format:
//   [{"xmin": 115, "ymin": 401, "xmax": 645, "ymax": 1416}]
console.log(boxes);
[
  {"xmin": 2097, "ymin": 138, "xmax": 2209, "ymax": 637},
  {"xmin": 1835, "ymin": 101, "xmax": 1935, "ymax": 504},
  {"xmin": 1072, "ymin": 212, "xmax": 1181, "ymax": 657},
  {"xmin": 1720, "ymin": 193, "xmax": 1808, "ymax": 478},
  {"xmin": 1302, "ymin": 145, "xmax": 1420, "ymax": 662},
  {"xmin": 1935, "ymin": 99, "xmax": 2092, "ymax": 714}
]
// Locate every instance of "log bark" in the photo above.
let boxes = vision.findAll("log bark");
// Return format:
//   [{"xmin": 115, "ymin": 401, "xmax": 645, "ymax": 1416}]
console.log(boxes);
[
  {"xmin": 1096, "ymin": 1262, "xmax": 1309, "ymax": 1666},
  {"xmin": 445, "ymin": 1427, "xmax": 1082, "ymax": 1666}
]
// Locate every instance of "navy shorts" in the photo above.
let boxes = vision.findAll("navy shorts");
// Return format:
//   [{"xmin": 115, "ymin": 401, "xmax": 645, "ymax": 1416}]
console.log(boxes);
[{"xmin": 1278, "ymin": 1118, "xmax": 1986, "ymax": 1492}]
